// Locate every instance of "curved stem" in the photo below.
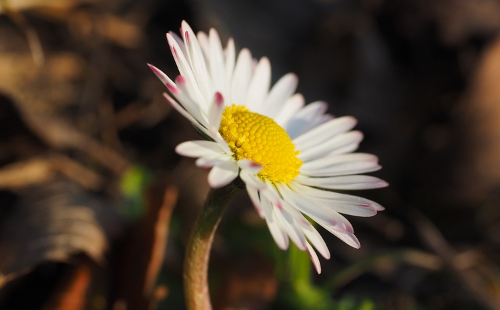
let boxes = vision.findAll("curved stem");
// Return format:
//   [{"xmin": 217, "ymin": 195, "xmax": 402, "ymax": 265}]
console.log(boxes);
[{"xmin": 183, "ymin": 184, "xmax": 239, "ymax": 310}]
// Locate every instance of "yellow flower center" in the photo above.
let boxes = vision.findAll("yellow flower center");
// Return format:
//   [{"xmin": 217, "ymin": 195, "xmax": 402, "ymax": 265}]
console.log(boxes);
[{"xmin": 219, "ymin": 104, "xmax": 302, "ymax": 183}]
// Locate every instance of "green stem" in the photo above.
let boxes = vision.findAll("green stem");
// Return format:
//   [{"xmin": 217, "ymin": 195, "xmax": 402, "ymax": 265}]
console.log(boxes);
[{"xmin": 183, "ymin": 184, "xmax": 239, "ymax": 310}]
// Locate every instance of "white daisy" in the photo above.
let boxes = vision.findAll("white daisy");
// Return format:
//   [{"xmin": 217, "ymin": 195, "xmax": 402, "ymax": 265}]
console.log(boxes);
[{"xmin": 149, "ymin": 21, "xmax": 387, "ymax": 274}]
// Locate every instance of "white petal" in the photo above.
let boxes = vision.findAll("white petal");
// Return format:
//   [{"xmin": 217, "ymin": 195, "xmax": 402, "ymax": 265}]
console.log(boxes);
[
  {"xmin": 371, "ymin": 202, "xmax": 385, "ymax": 211},
  {"xmin": 279, "ymin": 185, "xmax": 354, "ymax": 234},
  {"xmin": 268, "ymin": 219, "xmax": 289, "ymax": 250},
  {"xmin": 301, "ymin": 153, "xmax": 381, "ymax": 177},
  {"xmin": 293, "ymin": 116, "xmax": 357, "ymax": 150},
  {"xmin": 328, "ymin": 201, "xmax": 377, "ymax": 217},
  {"xmin": 224, "ymin": 38, "xmax": 236, "ymax": 98},
  {"xmin": 208, "ymin": 92, "xmax": 225, "ymax": 130},
  {"xmin": 261, "ymin": 73, "xmax": 298, "ymax": 118},
  {"xmin": 285, "ymin": 101, "xmax": 328, "ymax": 139},
  {"xmin": 166, "ymin": 33, "xmax": 205, "ymax": 106},
  {"xmin": 245, "ymin": 57, "xmax": 271, "ymax": 111},
  {"xmin": 208, "ymin": 161, "xmax": 239, "ymax": 188},
  {"xmin": 231, "ymin": 49, "xmax": 252, "ymax": 105},
  {"xmin": 196, "ymin": 31, "xmax": 210, "ymax": 59},
  {"xmin": 240, "ymin": 170, "xmax": 266, "ymax": 190},
  {"xmin": 246, "ymin": 185, "xmax": 264, "ymax": 218},
  {"xmin": 171, "ymin": 76, "xmax": 207, "ymax": 126},
  {"xmin": 260, "ymin": 183, "xmax": 284, "ymax": 207},
  {"xmin": 169, "ymin": 31, "xmax": 186, "ymax": 54},
  {"xmin": 208, "ymin": 130, "xmax": 232, "ymax": 154},
  {"xmin": 296, "ymin": 195, "xmax": 378, "ymax": 217},
  {"xmin": 289, "ymin": 196, "xmax": 359, "ymax": 250},
  {"xmin": 298, "ymin": 192, "xmax": 378, "ymax": 217},
  {"xmin": 290, "ymin": 182, "xmax": 385, "ymax": 211},
  {"xmin": 148, "ymin": 64, "xmax": 175, "ymax": 87},
  {"xmin": 195, "ymin": 154, "xmax": 232, "ymax": 168},
  {"xmin": 208, "ymin": 28, "xmax": 226, "ymax": 94},
  {"xmin": 162, "ymin": 93, "xmax": 210, "ymax": 136},
  {"xmin": 297, "ymin": 175, "xmax": 389, "ymax": 190},
  {"xmin": 274, "ymin": 206, "xmax": 307, "ymax": 251},
  {"xmin": 331, "ymin": 230, "xmax": 360, "ymax": 249},
  {"xmin": 298, "ymin": 131, "xmax": 364, "ymax": 162},
  {"xmin": 328, "ymin": 141, "xmax": 363, "ymax": 155},
  {"xmin": 259, "ymin": 190, "xmax": 274, "ymax": 220},
  {"xmin": 261, "ymin": 197, "xmax": 289, "ymax": 250},
  {"xmin": 181, "ymin": 21, "xmax": 213, "ymax": 102},
  {"xmin": 176, "ymin": 140, "xmax": 225, "ymax": 158},
  {"xmin": 306, "ymin": 242, "xmax": 322, "ymax": 274},
  {"xmin": 274, "ymin": 94, "xmax": 305, "ymax": 126},
  {"xmin": 294, "ymin": 215, "xmax": 330, "ymax": 259}
]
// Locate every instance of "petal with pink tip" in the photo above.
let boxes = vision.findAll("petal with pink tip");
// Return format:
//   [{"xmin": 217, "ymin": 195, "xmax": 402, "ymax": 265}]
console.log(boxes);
[
  {"xmin": 306, "ymin": 242, "xmax": 322, "ymax": 274},
  {"xmin": 238, "ymin": 159, "xmax": 263, "ymax": 175},
  {"xmin": 208, "ymin": 92, "xmax": 225, "ymax": 129}
]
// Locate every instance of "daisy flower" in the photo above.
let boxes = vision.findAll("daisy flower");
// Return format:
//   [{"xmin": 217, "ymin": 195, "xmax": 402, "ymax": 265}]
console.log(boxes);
[{"xmin": 149, "ymin": 21, "xmax": 387, "ymax": 274}]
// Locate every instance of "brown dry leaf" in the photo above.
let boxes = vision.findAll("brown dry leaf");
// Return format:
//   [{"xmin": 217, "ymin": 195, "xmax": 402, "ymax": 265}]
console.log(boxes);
[
  {"xmin": 0, "ymin": 92, "xmax": 129, "ymax": 177},
  {"xmin": 0, "ymin": 157, "xmax": 54, "ymax": 189},
  {"xmin": 0, "ymin": 155, "xmax": 105, "ymax": 191},
  {"xmin": 113, "ymin": 179, "xmax": 178, "ymax": 310},
  {"xmin": 49, "ymin": 153, "xmax": 105, "ymax": 191},
  {"xmin": 41, "ymin": 257, "xmax": 94, "ymax": 310},
  {"xmin": 0, "ymin": 50, "xmax": 86, "ymax": 115},
  {"xmin": 99, "ymin": 14, "xmax": 144, "ymax": 49},
  {"xmin": 0, "ymin": 178, "xmax": 122, "ymax": 289},
  {"xmin": 21, "ymin": 112, "xmax": 130, "ymax": 175},
  {"xmin": 0, "ymin": 0, "xmax": 96, "ymax": 14}
]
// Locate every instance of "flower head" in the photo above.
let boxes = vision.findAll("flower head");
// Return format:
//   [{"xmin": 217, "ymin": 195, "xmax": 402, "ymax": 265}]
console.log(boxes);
[{"xmin": 149, "ymin": 21, "xmax": 388, "ymax": 273}]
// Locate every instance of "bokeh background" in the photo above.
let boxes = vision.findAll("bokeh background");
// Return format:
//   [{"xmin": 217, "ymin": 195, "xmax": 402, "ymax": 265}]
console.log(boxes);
[{"xmin": 1, "ymin": 0, "xmax": 500, "ymax": 309}]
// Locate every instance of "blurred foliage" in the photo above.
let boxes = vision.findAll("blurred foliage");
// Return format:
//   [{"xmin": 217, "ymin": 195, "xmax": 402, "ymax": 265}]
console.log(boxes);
[
  {"xmin": 119, "ymin": 164, "xmax": 154, "ymax": 221},
  {"xmin": 276, "ymin": 244, "xmax": 336, "ymax": 310}
]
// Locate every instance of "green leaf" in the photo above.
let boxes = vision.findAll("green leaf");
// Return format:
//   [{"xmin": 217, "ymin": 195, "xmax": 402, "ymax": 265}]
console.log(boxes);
[{"xmin": 119, "ymin": 164, "xmax": 154, "ymax": 221}]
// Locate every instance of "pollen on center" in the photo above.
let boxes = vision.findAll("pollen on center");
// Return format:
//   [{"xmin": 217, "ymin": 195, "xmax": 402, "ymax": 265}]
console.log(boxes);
[{"xmin": 219, "ymin": 104, "xmax": 302, "ymax": 183}]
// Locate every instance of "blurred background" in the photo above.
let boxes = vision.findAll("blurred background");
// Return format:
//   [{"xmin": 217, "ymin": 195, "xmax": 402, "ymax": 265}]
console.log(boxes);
[{"xmin": 1, "ymin": 0, "xmax": 500, "ymax": 309}]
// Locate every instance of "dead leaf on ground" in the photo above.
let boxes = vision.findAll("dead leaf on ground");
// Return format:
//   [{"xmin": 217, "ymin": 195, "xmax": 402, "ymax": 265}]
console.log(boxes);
[
  {"xmin": 21, "ymin": 112, "xmax": 130, "ymax": 175},
  {"xmin": 0, "ymin": 0, "xmax": 96, "ymax": 15},
  {"xmin": 0, "ymin": 51, "xmax": 86, "ymax": 114},
  {"xmin": 0, "ymin": 155, "xmax": 105, "ymax": 191},
  {"xmin": 41, "ymin": 256, "xmax": 95, "ymax": 310},
  {"xmin": 0, "ymin": 178, "xmax": 123, "ymax": 289},
  {"xmin": 0, "ymin": 157, "xmax": 54, "ymax": 189}
]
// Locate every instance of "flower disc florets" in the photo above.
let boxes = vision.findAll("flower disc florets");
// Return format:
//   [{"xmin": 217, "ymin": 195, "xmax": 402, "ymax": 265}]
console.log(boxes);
[{"xmin": 219, "ymin": 104, "xmax": 302, "ymax": 183}]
